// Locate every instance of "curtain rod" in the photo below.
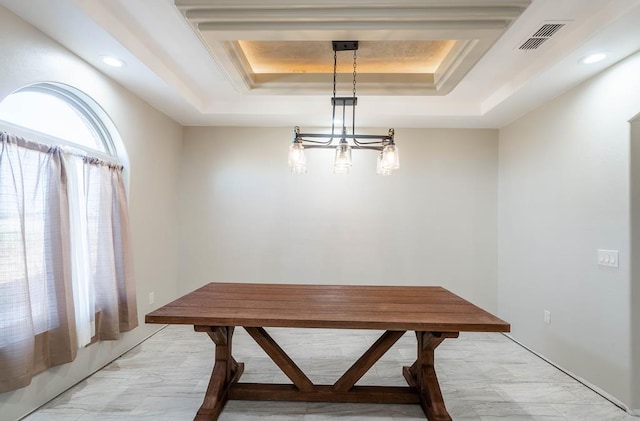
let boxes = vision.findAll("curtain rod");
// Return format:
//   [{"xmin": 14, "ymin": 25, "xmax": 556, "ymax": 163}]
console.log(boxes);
[{"xmin": 1, "ymin": 130, "xmax": 123, "ymax": 170}]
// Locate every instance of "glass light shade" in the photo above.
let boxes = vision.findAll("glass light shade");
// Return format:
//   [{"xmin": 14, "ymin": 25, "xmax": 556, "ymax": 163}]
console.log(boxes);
[
  {"xmin": 376, "ymin": 153, "xmax": 392, "ymax": 176},
  {"xmin": 288, "ymin": 142, "xmax": 307, "ymax": 173},
  {"xmin": 380, "ymin": 144, "xmax": 400, "ymax": 171},
  {"xmin": 333, "ymin": 143, "xmax": 352, "ymax": 174},
  {"xmin": 291, "ymin": 163, "xmax": 307, "ymax": 174}
]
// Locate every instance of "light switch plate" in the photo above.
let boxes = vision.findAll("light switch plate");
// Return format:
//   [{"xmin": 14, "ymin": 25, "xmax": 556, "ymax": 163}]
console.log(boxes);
[{"xmin": 597, "ymin": 249, "xmax": 619, "ymax": 268}]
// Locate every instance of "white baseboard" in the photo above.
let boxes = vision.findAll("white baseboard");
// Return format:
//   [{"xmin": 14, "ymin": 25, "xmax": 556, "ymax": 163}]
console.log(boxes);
[{"xmin": 502, "ymin": 333, "xmax": 639, "ymax": 417}]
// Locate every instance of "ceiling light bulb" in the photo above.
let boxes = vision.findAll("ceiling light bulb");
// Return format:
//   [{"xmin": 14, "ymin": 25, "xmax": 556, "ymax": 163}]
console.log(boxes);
[
  {"xmin": 333, "ymin": 143, "xmax": 352, "ymax": 174},
  {"xmin": 288, "ymin": 142, "xmax": 307, "ymax": 174},
  {"xmin": 376, "ymin": 153, "xmax": 392, "ymax": 176},
  {"xmin": 101, "ymin": 56, "xmax": 126, "ymax": 68},
  {"xmin": 579, "ymin": 53, "xmax": 607, "ymax": 64},
  {"xmin": 380, "ymin": 144, "xmax": 400, "ymax": 171}
]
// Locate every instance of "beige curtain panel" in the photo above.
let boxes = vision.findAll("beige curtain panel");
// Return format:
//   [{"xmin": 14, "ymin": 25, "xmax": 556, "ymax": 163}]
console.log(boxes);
[{"xmin": 0, "ymin": 132, "xmax": 137, "ymax": 393}]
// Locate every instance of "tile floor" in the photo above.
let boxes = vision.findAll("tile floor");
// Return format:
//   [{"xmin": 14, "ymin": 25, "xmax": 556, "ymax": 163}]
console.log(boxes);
[{"xmin": 24, "ymin": 325, "xmax": 634, "ymax": 421}]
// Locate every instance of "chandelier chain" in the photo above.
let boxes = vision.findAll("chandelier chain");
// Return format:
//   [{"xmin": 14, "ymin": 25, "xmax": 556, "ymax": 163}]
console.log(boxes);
[
  {"xmin": 352, "ymin": 49, "xmax": 357, "ymax": 136},
  {"xmin": 330, "ymin": 49, "xmax": 338, "ymax": 137},
  {"xmin": 333, "ymin": 50, "xmax": 337, "ymax": 102},
  {"xmin": 352, "ymin": 49, "xmax": 357, "ymax": 99}
]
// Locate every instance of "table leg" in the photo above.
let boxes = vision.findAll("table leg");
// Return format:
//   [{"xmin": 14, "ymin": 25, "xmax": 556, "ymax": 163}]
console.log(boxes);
[
  {"xmin": 192, "ymin": 327, "xmax": 457, "ymax": 420},
  {"xmin": 403, "ymin": 331, "xmax": 459, "ymax": 421},
  {"xmin": 194, "ymin": 326, "xmax": 244, "ymax": 421}
]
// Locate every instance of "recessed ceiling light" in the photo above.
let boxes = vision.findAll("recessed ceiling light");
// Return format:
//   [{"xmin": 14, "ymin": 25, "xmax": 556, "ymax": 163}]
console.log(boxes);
[
  {"xmin": 579, "ymin": 52, "xmax": 607, "ymax": 65},
  {"xmin": 101, "ymin": 55, "xmax": 126, "ymax": 68}
]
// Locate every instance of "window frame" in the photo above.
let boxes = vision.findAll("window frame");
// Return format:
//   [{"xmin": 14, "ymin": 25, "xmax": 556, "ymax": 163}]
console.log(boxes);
[{"xmin": 0, "ymin": 82, "xmax": 122, "ymax": 165}]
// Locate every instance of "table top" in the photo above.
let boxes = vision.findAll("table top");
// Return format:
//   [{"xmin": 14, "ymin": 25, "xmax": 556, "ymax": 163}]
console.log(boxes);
[{"xmin": 145, "ymin": 282, "xmax": 509, "ymax": 332}]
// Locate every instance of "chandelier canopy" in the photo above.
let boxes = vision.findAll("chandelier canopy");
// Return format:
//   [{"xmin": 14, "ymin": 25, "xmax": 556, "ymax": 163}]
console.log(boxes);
[{"xmin": 288, "ymin": 41, "xmax": 399, "ymax": 175}]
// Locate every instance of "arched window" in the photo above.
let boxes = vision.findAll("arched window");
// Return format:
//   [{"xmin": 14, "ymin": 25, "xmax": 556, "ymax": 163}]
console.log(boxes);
[
  {"xmin": 0, "ymin": 83, "xmax": 136, "ymax": 393},
  {"xmin": 0, "ymin": 82, "xmax": 124, "ymax": 164}
]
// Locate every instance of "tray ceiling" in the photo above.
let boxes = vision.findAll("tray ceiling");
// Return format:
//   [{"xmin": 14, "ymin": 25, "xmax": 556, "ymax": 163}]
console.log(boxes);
[
  {"xmin": 238, "ymin": 41, "xmax": 456, "ymax": 74},
  {"xmin": 175, "ymin": 0, "xmax": 529, "ymax": 95}
]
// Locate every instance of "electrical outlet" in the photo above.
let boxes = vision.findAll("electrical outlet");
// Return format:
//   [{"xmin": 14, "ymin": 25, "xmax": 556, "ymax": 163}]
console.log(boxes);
[
  {"xmin": 148, "ymin": 292, "xmax": 155, "ymax": 305},
  {"xmin": 543, "ymin": 310, "xmax": 551, "ymax": 324}
]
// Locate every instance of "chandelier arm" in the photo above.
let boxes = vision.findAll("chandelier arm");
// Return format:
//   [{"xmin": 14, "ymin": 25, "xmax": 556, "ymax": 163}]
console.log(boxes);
[
  {"xmin": 298, "ymin": 132, "xmax": 389, "ymax": 140},
  {"xmin": 299, "ymin": 138, "xmax": 334, "ymax": 145},
  {"xmin": 353, "ymin": 139, "xmax": 388, "ymax": 146},
  {"xmin": 302, "ymin": 144, "xmax": 383, "ymax": 151},
  {"xmin": 303, "ymin": 144, "xmax": 339, "ymax": 150}
]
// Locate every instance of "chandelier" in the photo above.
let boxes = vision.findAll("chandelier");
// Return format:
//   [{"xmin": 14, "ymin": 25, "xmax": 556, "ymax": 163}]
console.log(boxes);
[{"xmin": 288, "ymin": 41, "xmax": 399, "ymax": 175}]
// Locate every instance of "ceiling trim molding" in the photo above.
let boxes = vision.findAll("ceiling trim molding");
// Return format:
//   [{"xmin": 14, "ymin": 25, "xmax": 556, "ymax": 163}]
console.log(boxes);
[
  {"xmin": 176, "ymin": 0, "xmax": 529, "ymax": 96},
  {"xmin": 175, "ymin": 0, "xmax": 530, "ymax": 19}
]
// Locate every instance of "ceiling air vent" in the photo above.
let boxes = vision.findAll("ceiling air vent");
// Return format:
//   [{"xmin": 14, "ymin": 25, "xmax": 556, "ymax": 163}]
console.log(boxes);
[{"xmin": 518, "ymin": 23, "xmax": 566, "ymax": 50}]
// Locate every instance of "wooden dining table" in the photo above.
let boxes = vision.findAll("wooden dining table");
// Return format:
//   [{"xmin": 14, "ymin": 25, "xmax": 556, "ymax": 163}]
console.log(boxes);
[{"xmin": 145, "ymin": 282, "xmax": 510, "ymax": 421}]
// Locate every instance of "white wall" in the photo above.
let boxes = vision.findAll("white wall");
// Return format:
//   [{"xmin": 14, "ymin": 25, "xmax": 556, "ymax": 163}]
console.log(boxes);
[
  {"xmin": 498, "ymin": 51, "xmax": 640, "ymax": 409},
  {"xmin": 179, "ymin": 127, "xmax": 499, "ymax": 311},
  {"xmin": 631, "ymin": 116, "xmax": 640, "ymax": 412},
  {"xmin": 0, "ymin": 6, "xmax": 182, "ymax": 420}
]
